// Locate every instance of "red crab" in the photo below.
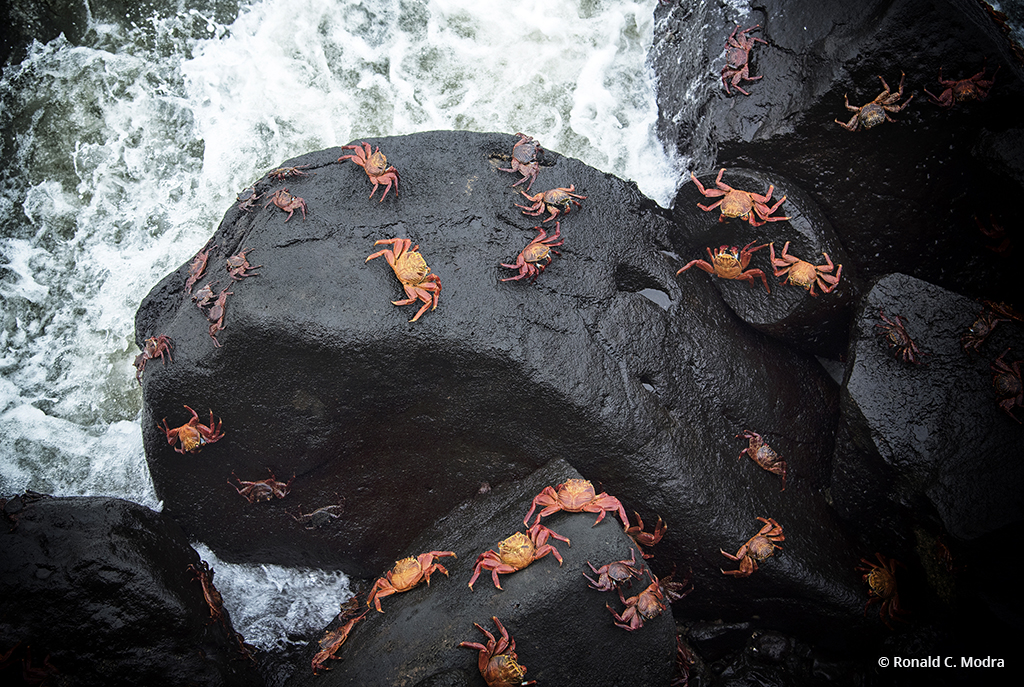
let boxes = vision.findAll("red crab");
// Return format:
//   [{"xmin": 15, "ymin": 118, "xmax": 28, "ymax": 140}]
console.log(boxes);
[
  {"xmin": 184, "ymin": 245, "xmax": 212, "ymax": 295},
  {"xmin": 459, "ymin": 617, "xmax": 537, "ymax": 687},
  {"xmin": 925, "ymin": 64, "xmax": 998, "ymax": 108},
  {"xmin": 835, "ymin": 72, "xmax": 913, "ymax": 131},
  {"xmin": 229, "ymin": 469, "xmax": 293, "ymax": 503},
  {"xmin": 266, "ymin": 164, "xmax": 312, "ymax": 181},
  {"xmin": 736, "ymin": 429, "xmax": 787, "ymax": 490},
  {"xmin": 721, "ymin": 517, "xmax": 784, "ymax": 577},
  {"xmin": 191, "ymin": 281, "xmax": 218, "ymax": 308},
  {"xmin": 501, "ymin": 222, "xmax": 563, "ymax": 283},
  {"xmin": 523, "ymin": 478, "xmax": 629, "ymax": 528},
  {"xmin": 721, "ymin": 24, "xmax": 767, "ymax": 96},
  {"xmin": 367, "ymin": 551, "xmax": 457, "ymax": 612},
  {"xmin": 188, "ymin": 560, "xmax": 226, "ymax": 625},
  {"xmin": 690, "ymin": 169, "xmax": 789, "ymax": 226},
  {"xmin": 676, "ymin": 241, "xmax": 770, "ymax": 292},
  {"xmin": 226, "ymin": 248, "xmax": 261, "ymax": 281},
  {"xmin": 468, "ymin": 521, "xmax": 570, "ymax": 591},
  {"xmin": 857, "ymin": 552, "xmax": 907, "ymax": 628},
  {"xmin": 160, "ymin": 405, "xmax": 224, "ymax": 454},
  {"xmin": 876, "ymin": 310, "xmax": 927, "ymax": 364},
  {"xmin": 339, "ymin": 142, "xmax": 399, "ymax": 201},
  {"xmin": 606, "ymin": 571, "xmax": 666, "ymax": 631},
  {"xmin": 365, "ymin": 237, "xmax": 442, "ymax": 322},
  {"xmin": 991, "ymin": 348, "xmax": 1023, "ymax": 423},
  {"xmin": 961, "ymin": 300, "xmax": 1021, "ymax": 352},
  {"xmin": 311, "ymin": 605, "xmax": 368, "ymax": 675},
  {"xmin": 625, "ymin": 511, "xmax": 666, "ymax": 558},
  {"xmin": 205, "ymin": 286, "xmax": 234, "ymax": 347},
  {"xmin": 498, "ymin": 133, "xmax": 544, "ymax": 191},
  {"xmin": 770, "ymin": 241, "xmax": 842, "ymax": 295},
  {"xmin": 516, "ymin": 185, "xmax": 586, "ymax": 223},
  {"xmin": 584, "ymin": 548, "xmax": 644, "ymax": 592},
  {"xmin": 264, "ymin": 188, "xmax": 307, "ymax": 221},
  {"xmin": 134, "ymin": 334, "xmax": 173, "ymax": 384}
]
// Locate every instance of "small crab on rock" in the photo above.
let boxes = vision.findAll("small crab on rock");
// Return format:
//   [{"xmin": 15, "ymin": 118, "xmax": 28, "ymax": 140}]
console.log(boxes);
[
  {"xmin": 770, "ymin": 241, "xmax": 842, "ymax": 295},
  {"xmin": 625, "ymin": 512, "xmax": 666, "ymax": 558},
  {"xmin": 459, "ymin": 617, "xmax": 537, "ymax": 687},
  {"xmin": 184, "ymin": 245, "xmax": 213, "ymax": 296},
  {"xmin": 721, "ymin": 517, "xmax": 784, "ymax": 577},
  {"xmin": 721, "ymin": 24, "xmax": 768, "ymax": 96},
  {"xmin": 501, "ymin": 222, "xmax": 563, "ymax": 283},
  {"xmin": 266, "ymin": 165, "xmax": 312, "ymax": 181},
  {"xmin": 339, "ymin": 142, "xmax": 400, "ymax": 201},
  {"xmin": 961, "ymin": 300, "xmax": 1021, "ymax": 353},
  {"xmin": 991, "ymin": 348, "xmax": 1023, "ymax": 423},
  {"xmin": 690, "ymin": 169, "xmax": 789, "ymax": 227},
  {"xmin": 516, "ymin": 185, "xmax": 586, "ymax": 223},
  {"xmin": 524, "ymin": 478, "xmax": 629, "ymax": 528},
  {"xmin": 736, "ymin": 430, "xmax": 787, "ymax": 490},
  {"xmin": 205, "ymin": 286, "xmax": 234, "ymax": 347},
  {"xmin": 584, "ymin": 549, "xmax": 644, "ymax": 592},
  {"xmin": 469, "ymin": 522, "xmax": 570, "ymax": 590},
  {"xmin": 367, "ymin": 551, "xmax": 457, "ymax": 612},
  {"xmin": 606, "ymin": 571, "xmax": 667, "ymax": 631},
  {"xmin": 498, "ymin": 133, "xmax": 544, "ymax": 190},
  {"xmin": 857, "ymin": 552, "xmax": 907, "ymax": 628},
  {"xmin": 365, "ymin": 237, "xmax": 442, "ymax": 322},
  {"xmin": 925, "ymin": 64, "xmax": 998, "ymax": 108},
  {"xmin": 134, "ymin": 334, "xmax": 173, "ymax": 384},
  {"xmin": 228, "ymin": 469, "xmax": 293, "ymax": 503},
  {"xmin": 160, "ymin": 405, "xmax": 224, "ymax": 454},
  {"xmin": 676, "ymin": 241, "xmax": 770, "ymax": 292},
  {"xmin": 226, "ymin": 248, "xmax": 261, "ymax": 281},
  {"xmin": 876, "ymin": 310, "xmax": 927, "ymax": 364},
  {"xmin": 311, "ymin": 605, "xmax": 367, "ymax": 676},
  {"xmin": 835, "ymin": 72, "xmax": 913, "ymax": 131},
  {"xmin": 264, "ymin": 188, "xmax": 307, "ymax": 221}
]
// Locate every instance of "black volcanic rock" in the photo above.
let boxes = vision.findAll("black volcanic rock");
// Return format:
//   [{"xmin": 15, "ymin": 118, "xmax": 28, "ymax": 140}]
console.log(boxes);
[{"xmin": 0, "ymin": 494, "xmax": 262, "ymax": 687}]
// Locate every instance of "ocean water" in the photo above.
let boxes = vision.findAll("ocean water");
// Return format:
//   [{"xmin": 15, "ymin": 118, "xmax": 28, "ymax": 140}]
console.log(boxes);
[{"xmin": 0, "ymin": 0, "xmax": 682, "ymax": 650}]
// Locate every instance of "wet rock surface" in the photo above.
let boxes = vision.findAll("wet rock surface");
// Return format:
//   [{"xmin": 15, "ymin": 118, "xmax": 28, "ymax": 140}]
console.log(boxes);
[{"xmin": 0, "ymin": 494, "xmax": 263, "ymax": 687}]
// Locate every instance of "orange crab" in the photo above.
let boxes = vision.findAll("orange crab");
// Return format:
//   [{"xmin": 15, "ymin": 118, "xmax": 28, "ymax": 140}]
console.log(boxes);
[
  {"xmin": 501, "ymin": 222, "xmax": 563, "ymax": 283},
  {"xmin": 339, "ymin": 142, "xmax": 399, "ymax": 201},
  {"xmin": 606, "ymin": 571, "xmax": 666, "ymax": 631},
  {"xmin": 857, "ymin": 552, "xmax": 907, "ymax": 628},
  {"xmin": 625, "ymin": 511, "xmax": 667, "ymax": 558},
  {"xmin": 367, "ymin": 550, "xmax": 456, "ymax": 612},
  {"xmin": 516, "ymin": 185, "xmax": 586, "ymax": 223},
  {"xmin": 365, "ymin": 238, "xmax": 442, "ymax": 322},
  {"xmin": 721, "ymin": 517, "xmax": 784, "ymax": 577},
  {"xmin": 690, "ymin": 169, "xmax": 789, "ymax": 226},
  {"xmin": 676, "ymin": 241, "xmax": 770, "ymax": 293},
  {"xmin": 134, "ymin": 334, "xmax": 173, "ymax": 384},
  {"xmin": 459, "ymin": 617, "xmax": 537, "ymax": 687},
  {"xmin": 523, "ymin": 478, "xmax": 629, "ymax": 528},
  {"xmin": 736, "ymin": 430, "xmax": 787, "ymax": 490},
  {"xmin": 770, "ymin": 241, "xmax": 842, "ymax": 295},
  {"xmin": 311, "ymin": 605, "xmax": 368, "ymax": 675},
  {"xmin": 468, "ymin": 522, "xmax": 570, "ymax": 590},
  {"xmin": 160, "ymin": 405, "xmax": 224, "ymax": 454},
  {"xmin": 835, "ymin": 72, "xmax": 913, "ymax": 131}
]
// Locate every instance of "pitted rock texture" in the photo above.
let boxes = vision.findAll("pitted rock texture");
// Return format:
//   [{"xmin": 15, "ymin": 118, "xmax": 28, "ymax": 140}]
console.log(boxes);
[{"xmin": 136, "ymin": 130, "xmax": 868, "ymax": 645}]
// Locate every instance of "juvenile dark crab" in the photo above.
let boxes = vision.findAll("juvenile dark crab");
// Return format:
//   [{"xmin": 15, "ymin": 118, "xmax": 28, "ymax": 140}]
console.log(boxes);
[
  {"xmin": 770, "ymin": 241, "xmax": 842, "ymax": 296},
  {"xmin": 736, "ymin": 430, "xmax": 787, "ymax": 490},
  {"xmin": 469, "ymin": 521, "xmax": 570, "ymax": 590},
  {"xmin": 311, "ymin": 604, "xmax": 367, "ymax": 675},
  {"xmin": 229, "ymin": 469, "xmax": 293, "ymax": 503},
  {"xmin": 205, "ymin": 286, "xmax": 234, "ymax": 347},
  {"xmin": 226, "ymin": 248, "xmax": 261, "ymax": 281},
  {"xmin": 498, "ymin": 133, "xmax": 543, "ymax": 191},
  {"xmin": 606, "ymin": 571, "xmax": 667, "ymax": 631},
  {"xmin": 459, "ymin": 617, "xmax": 536, "ymax": 687},
  {"xmin": 961, "ymin": 300, "xmax": 1021, "ymax": 353},
  {"xmin": 516, "ymin": 185, "xmax": 586, "ymax": 223},
  {"xmin": 721, "ymin": 517, "xmax": 784, "ymax": 577},
  {"xmin": 160, "ymin": 405, "xmax": 224, "ymax": 454},
  {"xmin": 184, "ymin": 245, "xmax": 213, "ymax": 296},
  {"xmin": 584, "ymin": 548, "xmax": 644, "ymax": 592},
  {"xmin": 676, "ymin": 241, "xmax": 770, "ymax": 292},
  {"xmin": 625, "ymin": 511, "xmax": 666, "ymax": 558},
  {"xmin": 236, "ymin": 185, "xmax": 262, "ymax": 211},
  {"xmin": 339, "ymin": 142, "xmax": 399, "ymax": 201},
  {"xmin": 858, "ymin": 552, "xmax": 908, "ymax": 629},
  {"xmin": 991, "ymin": 347, "xmax": 1023, "ymax": 423},
  {"xmin": 835, "ymin": 72, "xmax": 913, "ymax": 131},
  {"xmin": 188, "ymin": 560, "xmax": 226, "ymax": 625},
  {"xmin": 264, "ymin": 188, "xmax": 307, "ymax": 221},
  {"xmin": 266, "ymin": 164, "xmax": 312, "ymax": 181},
  {"xmin": 134, "ymin": 334, "xmax": 173, "ymax": 384},
  {"xmin": 925, "ymin": 64, "xmax": 998, "ymax": 108},
  {"xmin": 690, "ymin": 169, "xmax": 789, "ymax": 227},
  {"xmin": 721, "ymin": 24, "xmax": 768, "ymax": 96},
  {"xmin": 876, "ymin": 310, "xmax": 927, "ymax": 364},
  {"xmin": 501, "ymin": 222, "xmax": 563, "ymax": 283}
]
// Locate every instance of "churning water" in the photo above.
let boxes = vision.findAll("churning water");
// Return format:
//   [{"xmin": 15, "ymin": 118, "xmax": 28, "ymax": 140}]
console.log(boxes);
[{"xmin": 0, "ymin": 0, "xmax": 681, "ymax": 649}]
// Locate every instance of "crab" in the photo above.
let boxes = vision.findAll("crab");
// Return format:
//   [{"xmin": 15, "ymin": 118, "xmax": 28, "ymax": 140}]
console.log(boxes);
[
  {"xmin": 523, "ymin": 478, "xmax": 629, "ymax": 528},
  {"xmin": 188, "ymin": 560, "xmax": 226, "ymax": 625},
  {"xmin": 736, "ymin": 429, "xmax": 787, "ymax": 490},
  {"xmin": 961, "ymin": 300, "xmax": 1021, "ymax": 352},
  {"xmin": 236, "ymin": 185, "xmax": 262, "ymax": 212},
  {"xmin": 516, "ymin": 185, "xmax": 586, "ymax": 223},
  {"xmin": 975, "ymin": 214, "xmax": 1011, "ymax": 254},
  {"xmin": 770, "ymin": 241, "xmax": 842, "ymax": 295},
  {"xmin": 857, "ymin": 552, "xmax": 907, "ymax": 628},
  {"xmin": 925, "ymin": 64, "xmax": 998, "ymax": 108},
  {"xmin": 606, "ymin": 571, "xmax": 666, "ymax": 631},
  {"xmin": 501, "ymin": 222, "xmax": 563, "ymax": 283},
  {"xmin": 721, "ymin": 516, "xmax": 784, "ymax": 577},
  {"xmin": 289, "ymin": 498, "xmax": 346, "ymax": 529},
  {"xmin": 498, "ymin": 133, "xmax": 544, "ymax": 190},
  {"xmin": 311, "ymin": 606, "xmax": 368, "ymax": 675},
  {"xmin": 205, "ymin": 286, "xmax": 234, "ymax": 347},
  {"xmin": 459, "ymin": 616, "xmax": 537, "ymax": 687},
  {"xmin": 721, "ymin": 24, "xmax": 768, "ymax": 96},
  {"xmin": 468, "ymin": 522, "xmax": 570, "ymax": 590},
  {"xmin": 226, "ymin": 248, "xmax": 261, "ymax": 281},
  {"xmin": 676, "ymin": 241, "xmax": 771, "ymax": 292},
  {"xmin": 625, "ymin": 511, "xmax": 667, "ymax": 558},
  {"xmin": 991, "ymin": 348, "xmax": 1023, "ymax": 423},
  {"xmin": 876, "ymin": 310, "xmax": 927, "ymax": 365},
  {"xmin": 658, "ymin": 565, "xmax": 694, "ymax": 604},
  {"xmin": 192, "ymin": 282, "xmax": 219, "ymax": 308},
  {"xmin": 835, "ymin": 72, "xmax": 913, "ymax": 131},
  {"xmin": 584, "ymin": 548, "xmax": 644, "ymax": 592},
  {"xmin": 229, "ymin": 469, "xmax": 293, "ymax": 503},
  {"xmin": 160, "ymin": 405, "xmax": 224, "ymax": 454},
  {"xmin": 266, "ymin": 164, "xmax": 313, "ymax": 181},
  {"xmin": 134, "ymin": 334, "xmax": 173, "ymax": 384},
  {"xmin": 690, "ymin": 169, "xmax": 789, "ymax": 226},
  {"xmin": 367, "ymin": 550, "xmax": 457, "ymax": 612},
  {"xmin": 339, "ymin": 142, "xmax": 400, "ymax": 201},
  {"xmin": 264, "ymin": 188, "xmax": 307, "ymax": 221},
  {"xmin": 184, "ymin": 245, "xmax": 212, "ymax": 295},
  {"xmin": 365, "ymin": 238, "xmax": 442, "ymax": 322}
]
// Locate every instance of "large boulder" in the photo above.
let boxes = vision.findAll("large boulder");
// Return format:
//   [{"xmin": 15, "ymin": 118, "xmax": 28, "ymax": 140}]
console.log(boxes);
[
  {"xmin": 0, "ymin": 493, "xmax": 263, "ymax": 687},
  {"xmin": 135, "ymin": 130, "xmax": 867, "ymax": 647}
]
